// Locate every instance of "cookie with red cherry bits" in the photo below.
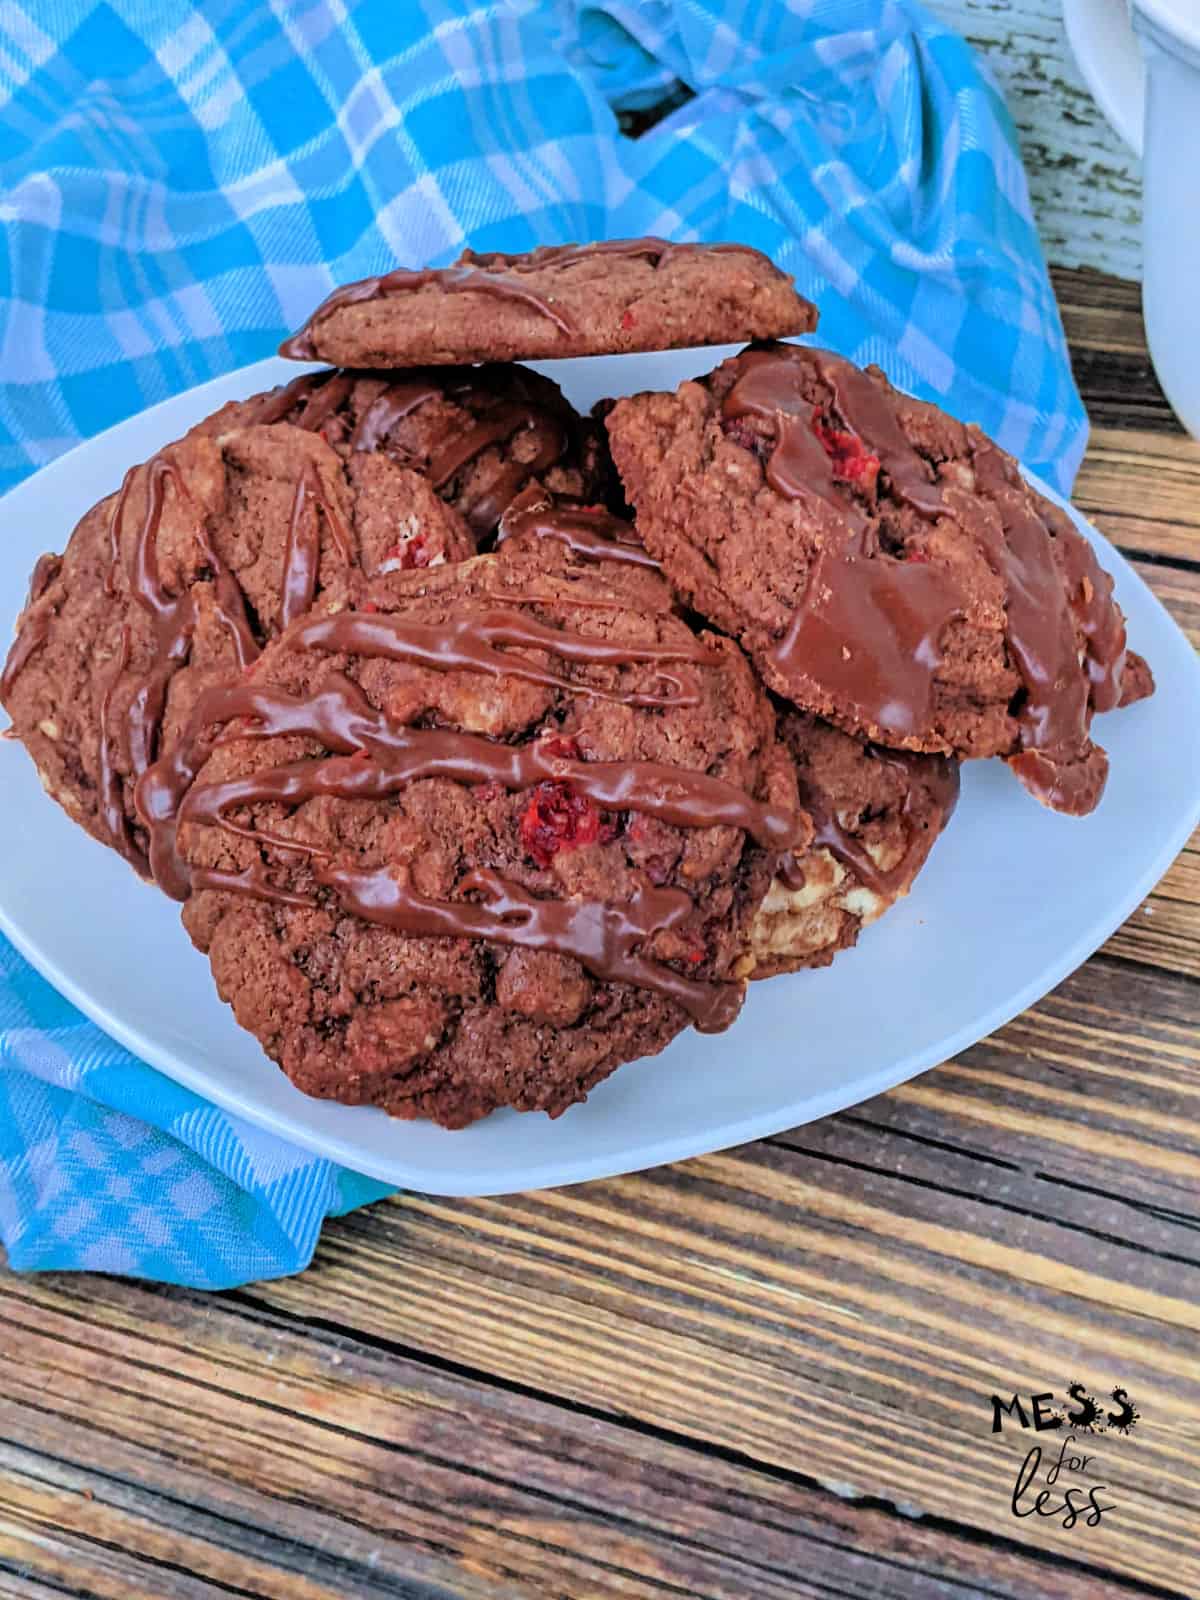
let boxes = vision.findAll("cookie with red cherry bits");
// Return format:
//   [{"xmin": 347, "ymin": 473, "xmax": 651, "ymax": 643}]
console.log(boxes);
[
  {"xmin": 606, "ymin": 341, "xmax": 1153, "ymax": 815},
  {"xmin": 148, "ymin": 545, "xmax": 806, "ymax": 1127},
  {"xmin": 279, "ymin": 238, "xmax": 818, "ymax": 367}
]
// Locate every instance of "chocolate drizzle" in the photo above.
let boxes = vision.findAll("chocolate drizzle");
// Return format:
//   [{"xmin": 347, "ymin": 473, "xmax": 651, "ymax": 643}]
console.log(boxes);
[
  {"xmin": 280, "ymin": 266, "xmax": 578, "ymax": 361},
  {"xmin": 121, "ymin": 454, "xmax": 258, "ymax": 778},
  {"xmin": 239, "ymin": 371, "xmax": 334, "ymax": 428},
  {"xmin": 278, "ymin": 459, "xmax": 354, "ymax": 631},
  {"xmin": 1, "ymin": 551, "xmax": 66, "ymax": 700},
  {"xmin": 291, "ymin": 608, "xmax": 710, "ymax": 708},
  {"xmin": 969, "ymin": 441, "xmax": 1126, "ymax": 813},
  {"xmin": 432, "ymin": 407, "xmax": 567, "ymax": 536},
  {"xmin": 105, "ymin": 467, "xmax": 136, "ymax": 595},
  {"xmin": 122, "ymin": 455, "xmax": 197, "ymax": 781},
  {"xmin": 721, "ymin": 344, "xmax": 964, "ymax": 739},
  {"xmin": 461, "ymin": 237, "xmax": 780, "ymax": 275},
  {"xmin": 322, "ymin": 864, "xmax": 741, "ymax": 1032},
  {"xmin": 498, "ymin": 499, "xmax": 662, "ymax": 571},
  {"xmin": 344, "ymin": 371, "xmax": 575, "ymax": 537},
  {"xmin": 176, "ymin": 677, "xmax": 799, "ymax": 854},
  {"xmin": 775, "ymin": 549, "xmax": 964, "ymax": 741},
  {"xmin": 723, "ymin": 345, "xmax": 945, "ymax": 518},
  {"xmin": 139, "ymin": 590, "xmax": 798, "ymax": 1030},
  {"xmin": 191, "ymin": 862, "xmax": 320, "ymax": 909},
  {"xmin": 350, "ymin": 380, "xmax": 443, "ymax": 454},
  {"xmin": 779, "ymin": 748, "xmax": 959, "ymax": 898},
  {"xmin": 290, "ymin": 373, "xmax": 358, "ymax": 433},
  {"xmin": 720, "ymin": 343, "xmax": 1134, "ymax": 805},
  {"xmin": 279, "ymin": 237, "xmax": 800, "ymax": 363},
  {"xmin": 279, "ymin": 469, "xmax": 321, "ymax": 629}
]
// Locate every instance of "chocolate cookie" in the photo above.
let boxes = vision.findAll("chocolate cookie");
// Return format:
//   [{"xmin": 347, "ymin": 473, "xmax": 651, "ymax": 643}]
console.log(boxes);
[
  {"xmin": 495, "ymin": 485, "xmax": 665, "ymax": 580},
  {"xmin": 280, "ymin": 238, "xmax": 817, "ymax": 368},
  {"xmin": 1, "ymin": 420, "xmax": 474, "ymax": 876},
  {"xmin": 750, "ymin": 712, "xmax": 959, "ymax": 977},
  {"xmin": 146, "ymin": 547, "xmax": 805, "ymax": 1127},
  {"xmin": 606, "ymin": 341, "xmax": 1153, "ymax": 816},
  {"xmin": 231, "ymin": 362, "xmax": 615, "ymax": 541}
]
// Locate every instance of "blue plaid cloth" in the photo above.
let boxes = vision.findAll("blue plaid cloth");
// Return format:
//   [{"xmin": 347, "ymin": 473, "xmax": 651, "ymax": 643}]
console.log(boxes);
[{"xmin": 0, "ymin": 0, "xmax": 1086, "ymax": 1288}]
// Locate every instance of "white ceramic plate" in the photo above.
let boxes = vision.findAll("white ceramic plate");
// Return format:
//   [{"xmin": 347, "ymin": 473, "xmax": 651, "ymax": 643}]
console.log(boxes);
[{"xmin": 2, "ymin": 352, "xmax": 1199, "ymax": 1194}]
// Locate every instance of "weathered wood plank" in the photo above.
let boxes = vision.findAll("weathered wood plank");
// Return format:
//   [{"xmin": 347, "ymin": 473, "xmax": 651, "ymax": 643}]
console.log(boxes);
[
  {"xmin": 1053, "ymin": 268, "xmax": 1148, "ymax": 357},
  {"xmin": 0, "ymin": 1272, "xmax": 1158, "ymax": 1600},
  {"xmin": 226, "ymin": 954, "xmax": 1200, "ymax": 1596},
  {"xmin": 928, "ymin": 0, "xmax": 1142, "ymax": 279},
  {"xmin": 1075, "ymin": 429, "xmax": 1200, "ymax": 564}
]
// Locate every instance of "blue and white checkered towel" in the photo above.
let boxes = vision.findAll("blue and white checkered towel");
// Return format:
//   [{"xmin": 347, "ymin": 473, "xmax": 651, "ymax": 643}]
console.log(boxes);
[{"xmin": 0, "ymin": 0, "xmax": 1087, "ymax": 1287}]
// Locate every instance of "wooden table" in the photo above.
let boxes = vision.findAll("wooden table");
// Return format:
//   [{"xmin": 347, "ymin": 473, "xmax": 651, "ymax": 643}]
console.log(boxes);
[{"xmin": 2, "ymin": 269, "xmax": 1198, "ymax": 1600}]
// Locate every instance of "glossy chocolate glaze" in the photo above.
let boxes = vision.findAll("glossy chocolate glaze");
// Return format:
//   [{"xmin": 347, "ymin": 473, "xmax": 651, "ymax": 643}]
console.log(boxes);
[
  {"xmin": 289, "ymin": 372, "xmax": 358, "ymax": 433},
  {"xmin": 498, "ymin": 498, "xmax": 662, "ymax": 570},
  {"xmin": 2, "ymin": 532, "xmax": 63, "ymax": 699},
  {"xmin": 722, "ymin": 344, "xmax": 963, "ymax": 739},
  {"xmin": 721, "ymin": 343, "xmax": 1130, "ymax": 801},
  {"xmin": 121, "ymin": 455, "xmax": 197, "ymax": 784},
  {"xmin": 345, "ymin": 371, "xmax": 578, "ymax": 537},
  {"xmin": 461, "ymin": 237, "xmax": 780, "ymax": 275},
  {"xmin": 178, "ymin": 679, "xmax": 800, "ymax": 854},
  {"xmin": 349, "ymin": 380, "xmax": 444, "ymax": 454},
  {"xmin": 1, "ymin": 610, "xmax": 51, "ymax": 699},
  {"xmin": 320, "ymin": 863, "xmax": 742, "ymax": 1032},
  {"xmin": 194, "ymin": 520, "xmax": 260, "ymax": 671},
  {"xmin": 431, "ymin": 406, "xmax": 568, "ymax": 536},
  {"xmin": 970, "ymin": 441, "xmax": 1126, "ymax": 813},
  {"xmin": 239, "ymin": 371, "xmax": 333, "ymax": 428},
  {"xmin": 191, "ymin": 862, "xmax": 321, "ymax": 909},
  {"xmin": 779, "ymin": 747, "xmax": 959, "ymax": 897},
  {"xmin": 279, "ymin": 467, "xmax": 321, "ymax": 629},
  {"xmin": 94, "ymin": 448, "xmax": 264, "ymax": 867},
  {"xmin": 104, "ymin": 467, "xmax": 136, "ymax": 596},
  {"xmin": 280, "ymin": 265, "xmax": 578, "ymax": 361},
  {"xmin": 143, "ymin": 593, "xmax": 796, "ymax": 1028},
  {"xmin": 291, "ymin": 608, "xmax": 711, "ymax": 709},
  {"xmin": 280, "ymin": 237, "xmax": 795, "ymax": 363}
]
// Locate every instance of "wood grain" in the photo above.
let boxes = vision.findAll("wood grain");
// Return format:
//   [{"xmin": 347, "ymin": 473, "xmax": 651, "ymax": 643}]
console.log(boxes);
[
  {"xmin": 1, "ymin": 266, "xmax": 1197, "ymax": 1600},
  {"xmin": 0, "ymin": 1268, "xmax": 1165, "ymax": 1600},
  {"xmin": 235, "ymin": 956, "xmax": 1200, "ymax": 1596}
]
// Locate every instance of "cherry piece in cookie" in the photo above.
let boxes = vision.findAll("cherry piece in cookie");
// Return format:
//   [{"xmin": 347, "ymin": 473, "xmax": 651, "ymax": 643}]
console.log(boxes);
[{"xmin": 520, "ymin": 779, "xmax": 606, "ymax": 867}]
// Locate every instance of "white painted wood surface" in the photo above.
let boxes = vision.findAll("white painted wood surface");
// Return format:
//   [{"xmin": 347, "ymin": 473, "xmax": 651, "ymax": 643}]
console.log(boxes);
[{"xmin": 929, "ymin": 0, "xmax": 1142, "ymax": 279}]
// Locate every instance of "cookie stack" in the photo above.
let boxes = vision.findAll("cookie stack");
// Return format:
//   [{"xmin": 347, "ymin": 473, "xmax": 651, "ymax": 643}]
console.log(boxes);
[{"xmin": 0, "ymin": 240, "xmax": 1153, "ymax": 1128}]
